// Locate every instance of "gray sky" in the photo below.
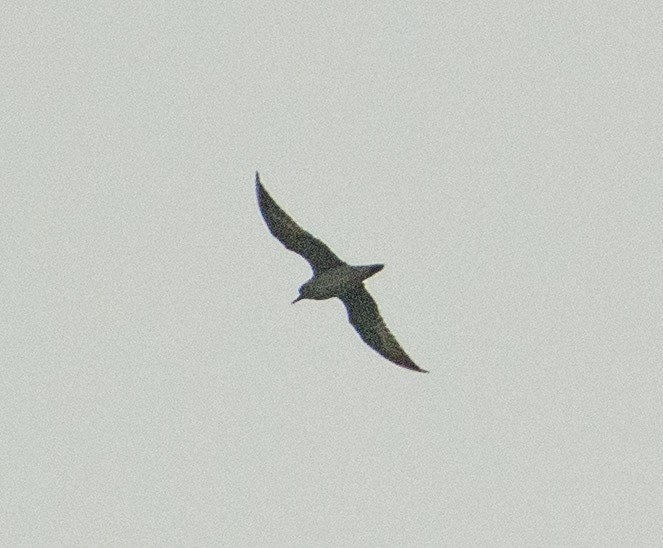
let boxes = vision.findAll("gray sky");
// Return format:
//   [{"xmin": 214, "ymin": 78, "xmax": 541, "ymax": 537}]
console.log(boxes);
[{"xmin": 2, "ymin": 2, "xmax": 662, "ymax": 546}]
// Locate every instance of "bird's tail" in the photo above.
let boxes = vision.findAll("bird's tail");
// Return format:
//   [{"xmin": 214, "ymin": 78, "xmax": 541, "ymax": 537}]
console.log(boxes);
[{"xmin": 364, "ymin": 264, "xmax": 384, "ymax": 278}]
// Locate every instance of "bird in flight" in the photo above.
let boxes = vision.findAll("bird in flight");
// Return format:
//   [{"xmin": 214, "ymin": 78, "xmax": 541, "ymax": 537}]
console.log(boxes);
[{"xmin": 256, "ymin": 172, "xmax": 427, "ymax": 373}]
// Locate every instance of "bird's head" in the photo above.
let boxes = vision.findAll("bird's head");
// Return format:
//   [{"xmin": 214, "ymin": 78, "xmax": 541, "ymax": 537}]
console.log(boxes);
[{"xmin": 292, "ymin": 282, "xmax": 313, "ymax": 304}]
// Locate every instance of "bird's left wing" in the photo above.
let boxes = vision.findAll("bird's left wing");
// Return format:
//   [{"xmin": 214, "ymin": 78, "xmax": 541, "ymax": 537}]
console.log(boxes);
[
  {"xmin": 256, "ymin": 173, "xmax": 346, "ymax": 274},
  {"xmin": 340, "ymin": 286, "xmax": 427, "ymax": 373}
]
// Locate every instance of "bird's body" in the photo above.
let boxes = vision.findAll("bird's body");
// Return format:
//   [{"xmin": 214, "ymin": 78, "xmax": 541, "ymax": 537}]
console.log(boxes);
[
  {"xmin": 256, "ymin": 172, "xmax": 427, "ymax": 373},
  {"xmin": 296, "ymin": 264, "xmax": 384, "ymax": 301}
]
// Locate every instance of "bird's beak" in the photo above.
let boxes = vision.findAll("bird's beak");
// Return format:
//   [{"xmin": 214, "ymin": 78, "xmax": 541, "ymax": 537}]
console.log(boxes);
[{"xmin": 292, "ymin": 295, "xmax": 303, "ymax": 304}]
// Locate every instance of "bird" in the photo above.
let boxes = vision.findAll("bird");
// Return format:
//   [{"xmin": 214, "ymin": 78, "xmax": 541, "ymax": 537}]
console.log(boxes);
[{"xmin": 255, "ymin": 172, "xmax": 427, "ymax": 373}]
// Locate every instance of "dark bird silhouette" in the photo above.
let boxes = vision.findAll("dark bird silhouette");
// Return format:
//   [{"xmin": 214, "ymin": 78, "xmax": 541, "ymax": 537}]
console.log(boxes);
[{"xmin": 256, "ymin": 172, "xmax": 427, "ymax": 373}]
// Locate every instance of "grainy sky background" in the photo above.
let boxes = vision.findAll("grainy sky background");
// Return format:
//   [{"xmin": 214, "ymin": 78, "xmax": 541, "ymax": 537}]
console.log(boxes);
[{"xmin": 2, "ymin": 2, "xmax": 662, "ymax": 546}]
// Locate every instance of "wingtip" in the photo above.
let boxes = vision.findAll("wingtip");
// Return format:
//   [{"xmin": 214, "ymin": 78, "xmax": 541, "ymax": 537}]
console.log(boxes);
[
  {"xmin": 255, "ymin": 172, "xmax": 267, "ymax": 200},
  {"xmin": 403, "ymin": 356, "xmax": 428, "ymax": 373},
  {"xmin": 395, "ymin": 356, "xmax": 428, "ymax": 373}
]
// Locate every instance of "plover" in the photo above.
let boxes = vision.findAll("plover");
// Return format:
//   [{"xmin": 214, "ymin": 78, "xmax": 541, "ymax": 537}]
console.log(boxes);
[{"xmin": 256, "ymin": 172, "xmax": 427, "ymax": 373}]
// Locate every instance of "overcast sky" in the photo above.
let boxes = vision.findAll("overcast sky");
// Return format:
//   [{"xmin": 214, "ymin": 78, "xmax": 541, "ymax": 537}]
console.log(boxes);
[{"xmin": 2, "ymin": 2, "xmax": 662, "ymax": 546}]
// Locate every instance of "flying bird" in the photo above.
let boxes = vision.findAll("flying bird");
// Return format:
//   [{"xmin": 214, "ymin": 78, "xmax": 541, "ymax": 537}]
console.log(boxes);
[{"xmin": 256, "ymin": 172, "xmax": 427, "ymax": 373}]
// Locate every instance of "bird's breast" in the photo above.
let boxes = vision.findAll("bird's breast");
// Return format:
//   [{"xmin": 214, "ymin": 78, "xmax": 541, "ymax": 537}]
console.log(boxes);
[{"xmin": 304, "ymin": 266, "xmax": 364, "ymax": 299}]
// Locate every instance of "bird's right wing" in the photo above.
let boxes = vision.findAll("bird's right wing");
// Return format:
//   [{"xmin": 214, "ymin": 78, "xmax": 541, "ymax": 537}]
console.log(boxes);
[
  {"xmin": 256, "ymin": 173, "xmax": 346, "ymax": 273},
  {"xmin": 340, "ymin": 286, "xmax": 427, "ymax": 373}
]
